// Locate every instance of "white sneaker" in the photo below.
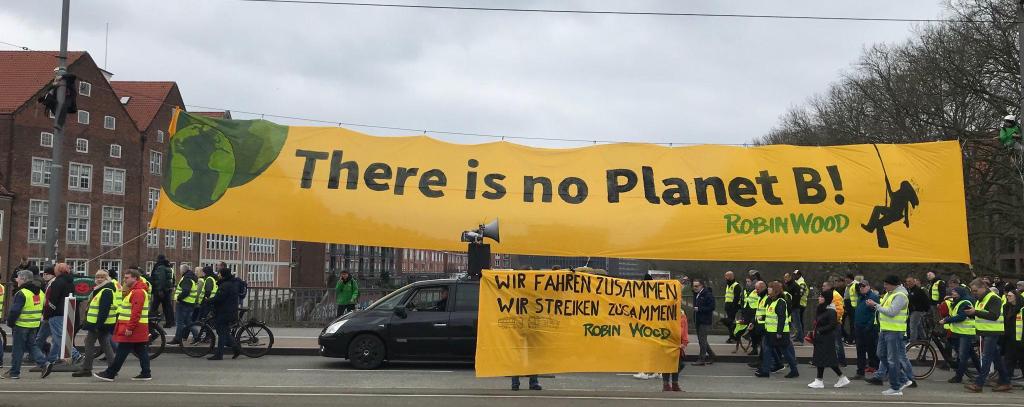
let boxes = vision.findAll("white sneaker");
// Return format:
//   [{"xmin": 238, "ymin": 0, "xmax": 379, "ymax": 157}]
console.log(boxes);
[
  {"xmin": 633, "ymin": 373, "xmax": 653, "ymax": 380},
  {"xmin": 899, "ymin": 381, "xmax": 912, "ymax": 391},
  {"xmin": 882, "ymin": 389, "xmax": 903, "ymax": 396},
  {"xmin": 834, "ymin": 376, "xmax": 851, "ymax": 388},
  {"xmin": 808, "ymin": 379, "xmax": 824, "ymax": 389}
]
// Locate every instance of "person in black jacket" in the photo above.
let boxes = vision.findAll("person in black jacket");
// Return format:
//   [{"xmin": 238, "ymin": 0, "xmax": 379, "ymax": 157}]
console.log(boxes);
[
  {"xmin": 904, "ymin": 276, "xmax": 930, "ymax": 342},
  {"xmin": 808, "ymin": 295, "xmax": 851, "ymax": 388},
  {"xmin": 1002, "ymin": 290, "xmax": 1023, "ymax": 381},
  {"xmin": 209, "ymin": 267, "xmax": 242, "ymax": 360},
  {"xmin": 783, "ymin": 273, "xmax": 803, "ymax": 343},
  {"xmin": 41, "ymin": 263, "xmax": 81, "ymax": 375},
  {"xmin": 692, "ymin": 279, "xmax": 716, "ymax": 365},
  {"xmin": 150, "ymin": 255, "xmax": 175, "ymax": 328},
  {"xmin": 72, "ymin": 270, "xmax": 117, "ymax": 377}
]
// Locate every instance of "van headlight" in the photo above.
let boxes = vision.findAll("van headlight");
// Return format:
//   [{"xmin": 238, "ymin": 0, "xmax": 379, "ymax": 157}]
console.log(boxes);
[{"xmin": 325, "ymin": 319, "xmax": 348, "ymax": 335}]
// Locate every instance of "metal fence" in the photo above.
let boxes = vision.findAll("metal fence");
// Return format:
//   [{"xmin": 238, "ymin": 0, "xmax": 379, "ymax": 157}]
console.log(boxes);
[{"xmin": 244, "ymin": 287, "xmax": 391, "ymax": 327}]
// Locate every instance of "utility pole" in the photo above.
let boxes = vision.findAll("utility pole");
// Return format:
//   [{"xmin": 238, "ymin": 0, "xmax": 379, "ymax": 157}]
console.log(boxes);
[
  {"xmin": 44, "ymin": 0, "xmax": 71, "ymax": 265},
  {"xmin": 1019, "ymin": 1, "xmax": 1023, "ymax": 116}
]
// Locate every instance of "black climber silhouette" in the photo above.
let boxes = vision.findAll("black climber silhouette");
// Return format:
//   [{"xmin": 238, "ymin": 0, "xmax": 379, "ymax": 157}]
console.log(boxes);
[{"xmin": 861, "ymin": 145, "xmax": 919, "ymax": 248}]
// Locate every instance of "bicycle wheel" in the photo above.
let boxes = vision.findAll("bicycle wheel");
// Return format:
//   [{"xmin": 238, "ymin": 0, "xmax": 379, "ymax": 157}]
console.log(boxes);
[
  {"xmin": 148, "ymin": 324, "xmax": 166, "ymax": 360},
  {"xmin": 181, "ymin": 323, "xmax": 216, "ymax": 358},
  {"xmin": 234, "ymin": 321, "xmax": 274, "ymax": 358},
  {"xmin": 906, "ymin": 340, "xmax": 937, "ymax": 380}
]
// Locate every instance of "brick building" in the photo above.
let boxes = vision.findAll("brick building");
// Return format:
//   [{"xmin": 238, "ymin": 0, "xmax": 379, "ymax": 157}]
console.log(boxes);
[{"xmin": 0, "ymin": 50, "xmax": 292, "ymax": 286}]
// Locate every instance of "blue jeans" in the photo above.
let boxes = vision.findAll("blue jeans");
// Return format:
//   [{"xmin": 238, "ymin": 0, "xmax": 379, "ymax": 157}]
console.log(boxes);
[
  {"xmin": 792, "ymin": 307, "xmax": 805, "ymax": 342},
  {"xmin": 835, "ymin": 330, "xmax": 847, "ymax": 364},
  {"xmin": 761, "ymin": 334, "xmax": 798, "ymax": 374},
  {"xmin": 103, "ymin": 341, "xmax": 150, "ymax": 378},
  {"xmin": 9, "ymin": 327, "xmax": 46, "ymax": 375},
  {"xmin": 954, "ymin": 334, "xmax": 981, "ymax": 380},
  {"xmin": 854, "ymin": 324, "xmax": 879, "ymax": 375},
  {"xmin": 214, "ymin": 318, "xmax": 237, "ymax": 357},
  {"xmin": 174, "ymin": 303, "xmax": 196, "ymax": 341},
  {"xmin": 511, "ymin": 375, "xmax": 539, "ymax": 388},
  {"xmin": 977, "ymin": 335, "xmax": 1010, "ymax": 386},
  {"xmin": 877, "ymin": 331, "xmax": 911, "ymax": 390},
  {"xmin": 44, "ymin": 317, "xmax": 80, "ymax": 362}
]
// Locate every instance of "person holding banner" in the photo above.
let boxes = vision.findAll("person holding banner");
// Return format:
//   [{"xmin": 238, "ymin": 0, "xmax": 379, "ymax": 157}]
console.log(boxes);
[
  {"xmin": 2, "ymin": 270, "xmax": 47, "ymax": 379},
  {"xmin": 94, "ymin": 269, "xmax": 152, "ymax": 382},
  {"xmin": 40, "ymin": 263, "xmax": 81, "ymax": 378},
  {"xmin": 72, "ymin": 270, "xmax": 117, "ymax": 377},
  {"xmin": 661, "ymin": 303, "xmax": 690, "ymax": 392}
]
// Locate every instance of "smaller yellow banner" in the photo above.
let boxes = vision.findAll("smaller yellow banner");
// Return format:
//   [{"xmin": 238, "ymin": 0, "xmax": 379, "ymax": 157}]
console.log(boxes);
[{"xmin": 476, "ymin": 270, "xmax": 682, "ymax": 377}]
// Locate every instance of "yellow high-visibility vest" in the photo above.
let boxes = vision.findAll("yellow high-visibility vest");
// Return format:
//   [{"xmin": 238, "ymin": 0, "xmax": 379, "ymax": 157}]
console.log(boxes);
[
  {"xmin": 174, "ymin": 277, "xmax": 200, "ymax": 305},
  {"xmin": 765, "ymin": 298, "xmax": 791, "ymax": 333},
  {"xmin": 796, "ymin": 277, "xmax": 809, "ymax": 307},
  {"xmin": 878, "ymin": 291, "xmax": 908, "ymax": 332},
  {"xmin": 975, "ymin": 291, "xmax": 1004, "ymax": 334},
  {"xmin": 755, "ymin": 294, "xmax": 769, "ymax": 325},
  {"xmin": 930, "ymin": 280, "xmax": 944, "ymax": 302},
  {"xmin": 117, "ymin": 289, "xmax": 150, "ymax": 324},
  {"xmin": 203, "ymin": 276, "xmax": 219, "ymax": 302},
  {"xmin": 847, "ymin": 284, "xmax": 859, "ymax": 309},
  {"xmin": 949, "ymin": 300, "xmax": 975, "ymax": 336},
  {"xmin": 0, "ymin": 283, "xmax": 5, "ymax": 316},
  {"xmin": 15, "ymin": 288, "xmax": 43, "ymax": 329},
  {"xmin": 725, "ymin": 281, "xmax": 740, "ymax": 304},
  {"xmin": 85, "ymin": 286, "xmax": 117, "ymax": 325}
]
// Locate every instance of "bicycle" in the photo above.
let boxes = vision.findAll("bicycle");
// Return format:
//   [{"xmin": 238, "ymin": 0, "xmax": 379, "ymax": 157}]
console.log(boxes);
[
  {"xmin": 74, "ymin": 315, "xmax": 166, "ymax": 361},
  {"xmin": 180, "ymin": 308, "xmax": 274, "ymax": 358}
]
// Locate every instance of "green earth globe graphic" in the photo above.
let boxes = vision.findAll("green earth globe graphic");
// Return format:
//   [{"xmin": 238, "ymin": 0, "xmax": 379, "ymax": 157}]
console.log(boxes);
[{"xmin": 162, "ymin": 123, "xmax": 237, "ymax": 210}]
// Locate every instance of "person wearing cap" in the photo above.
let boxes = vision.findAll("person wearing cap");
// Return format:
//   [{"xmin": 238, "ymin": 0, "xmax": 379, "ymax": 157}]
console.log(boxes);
[
  {"xmin": 999, "ymin": 114, "xmax": 1023, "ymax": 152},
  {"xmin": 852, "ymin": 280, "xmax": 879, "ymax": 380},
  {"xmin": 209, "ymin": 266, "xmax": 242, "ymax": 360},
  {"xmin": 866, "ymin": 275, "xmax": 912, "ymax": 396},
  {"xmin": 963, "ymin": 278, "xmax": 1012, "ymax": 392}
]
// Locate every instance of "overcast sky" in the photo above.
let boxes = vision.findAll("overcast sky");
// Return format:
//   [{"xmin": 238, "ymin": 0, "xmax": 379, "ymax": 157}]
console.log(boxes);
[{"xmin": 1, "ymin": 0, "xmax": 948, "ymax": 147}]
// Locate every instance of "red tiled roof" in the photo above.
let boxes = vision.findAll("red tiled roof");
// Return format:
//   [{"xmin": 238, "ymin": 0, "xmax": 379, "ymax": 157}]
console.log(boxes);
[
  {"xmin": 191, "ymin": 111, "xmax": 231, "ymax": 119},
  {"xmin": 110, "ymin": 81, "xmax": 176, "ymax": 131},
  {"xmin": 0, "ymin": 51, "xmax": 85, "ymax": 113}
]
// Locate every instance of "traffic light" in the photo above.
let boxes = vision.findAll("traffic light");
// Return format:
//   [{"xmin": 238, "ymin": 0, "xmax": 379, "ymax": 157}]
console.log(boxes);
[{"xmin": 37, "ymin": 73, "xmax": 78, "ymax": 126}]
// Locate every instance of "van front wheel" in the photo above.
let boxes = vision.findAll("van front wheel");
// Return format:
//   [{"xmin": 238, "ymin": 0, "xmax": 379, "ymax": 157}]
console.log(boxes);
[{"xmin": 348, "ymin": 334, "xmax": 385, "ymax": 370}]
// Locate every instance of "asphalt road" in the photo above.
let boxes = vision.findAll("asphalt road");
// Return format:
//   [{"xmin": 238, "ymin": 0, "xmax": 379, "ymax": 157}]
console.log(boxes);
[{"xmin": 1, "ymin": 354, "xmax": 1023, "ymax": 407}]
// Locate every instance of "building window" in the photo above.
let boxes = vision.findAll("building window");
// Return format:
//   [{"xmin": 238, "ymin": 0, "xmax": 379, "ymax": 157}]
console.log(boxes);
[
  {"xmin": 76, "ymin": 138, "xmax": 89, "ymax": 153},
  {"xmin": 157, "ymin": 130, "xmax": 165, "ymax": 143},
  {"xmin": 147, "ymin": 229, "xmax": 159, "ymax": 248},
  {"xmin": 249, "ymin": 238, "xmax": 276, "ymax": 254},
  {"xmin": 182, "ymin": 232, "xmax": 193, "ymax": 249},
  {"xmin": 100, "ymin": 259, "xmax": 122, "ymax": 274},
  {"xmin": 206, "ymin": 234, "xmax": 239, "ymax": 251},
  {"xmin": 78, "ymin": 81, "xmax": 91, "ymax": 96},
  {"xmin": 40, "ymin": 132, "xmax": 53, "ymax": 147},
  {"xmin": 101, "ymin": 206, "xmax": 124, "ymax": 246},
  {"xmin": 165, "ymin": 230, "xmax": 176, "ymax": 248},
  {"xmin": 150, "ymin": 151, "xmax": 162, "ymax": 175},
  {"xmin": 148, "ymin": 188, "xmax": 160, "ymax": 212},
  {"xmin": 66, "ymin": 258, "xmax": 88, "ymax": 276},
  {"xmin": 0, "ymin": 210, "xmax": 4, "ymax": 240},
  {"xmin": 66, "ymin": 202, "xmax": 90, "ymax": 244},
  {"xmin": 103, "ymin": 116, "xmax": 115, "ymax": 130},
  {"xmin": 78, "ymin": 110, "xmax": 89, "ymax": 125},
  {"xmin": 103, "ymin": 167, "xmax": 126, "ymax": 195},
  {"xmin": 68, "ymin": 162, "xmax": 92, "ymax": 191},
  {"xmin": 31, "ymin": 157, "xmax": 52, "ymax": 186},
  {"xmin": 110, "ymin": 144, "xmax": 121, "ymax": 158},
  {"xmin": 28, "ymin": 200, "xmax": 48, "ymax": 243},
  {"xmin": 246, "ymin": 263, "xmax": 274, "ymax": 285}
]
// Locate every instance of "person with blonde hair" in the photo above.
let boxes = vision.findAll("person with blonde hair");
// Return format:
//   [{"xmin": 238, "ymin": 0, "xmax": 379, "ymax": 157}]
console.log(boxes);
[{"xmin": 73, "ymin": 270, "xmax": 118, "ymax": 377}]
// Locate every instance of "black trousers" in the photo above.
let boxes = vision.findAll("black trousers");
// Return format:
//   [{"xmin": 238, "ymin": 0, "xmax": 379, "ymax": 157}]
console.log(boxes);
[
  {"xmin": 151, "ymin": 290, "xmax": 175, "ymax": 326},
  {"xmin": 337, "ymin": 304, "xmax": 355, "ymax": 317},
  {"xmin": 214, "ymin": 318, "xmax": 239, "ymax": 357},
  {"xmin": 724, "ymin": 304, "xmax": 739, "ymax": 340}
]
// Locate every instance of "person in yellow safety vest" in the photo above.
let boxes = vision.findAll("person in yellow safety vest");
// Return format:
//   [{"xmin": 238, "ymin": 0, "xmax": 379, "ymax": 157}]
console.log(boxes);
[
  {"xmin": 73, "ymin": 270, "xmax": 118, "ymax": 377},
  {"xmin": 2, "ymin": 270, "xmax": 46, "ymax": 379},
  {"xmin": 94, "ymin": 269, "xmax": 152, "ymax": 382},
  {"xmin": 793, "ymin": 270, "xmax": 810, "ymax": 345},
  {"xmin": 843, "ymin": 274, "xmax": 860, "ymax": 346},
  {"xmin": 723, "ymin": 271, "xmax": 744, "ymax": 344},
  {"xmin": 963, "ymin": 279, "xmax": 1012, "ymax": 392},
  {"xmin": 169, "ymin": 265, "xmax": 201, "ymax": 345},
  {"xmin": 865, "ymin": 275, "xmax": 912, "ymax": 396},
  {"xmin": 1001, "ymin": 290, "xmax": 1023, "ymax": 379},
  {"xmin": 939, "ymin": 286, "xmax": 979, "ymax": 384},
  {"xmin": 745, "ymin": 281, "xmax": 768, "ymax": 367},
  {"xmin": 925, "ymin": 271, "xmax": 945, "ymax": 307},
  {"xmin": 755, "ymin": 281, "xmax": 798, "ymax": 379},
  {"xmin": 197, "ymin": 265, "xmax": 219, "ymax": 321}
]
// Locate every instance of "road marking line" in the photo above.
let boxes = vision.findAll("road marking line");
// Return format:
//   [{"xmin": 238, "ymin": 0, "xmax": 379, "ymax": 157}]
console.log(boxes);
[
  {"xmin": 0, "ymin": 390, "xmax": 1020, "ymax": 405},
  {"xmin": 286, "ymin": 368, "xmax": 456, "ymax": 373}
]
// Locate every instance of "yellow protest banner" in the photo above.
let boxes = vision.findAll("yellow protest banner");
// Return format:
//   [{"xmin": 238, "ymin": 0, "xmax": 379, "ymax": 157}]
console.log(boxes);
[
  {"xmin": 152, "ymin": 110, "xmax": 970, "ymax": 263},
  {"xmin": 475, "ymin": 270, "xmax": 682, "ymax": 377}
]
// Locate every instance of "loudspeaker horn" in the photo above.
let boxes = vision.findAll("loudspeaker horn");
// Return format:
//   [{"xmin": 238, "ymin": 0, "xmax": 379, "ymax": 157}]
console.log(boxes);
[{"xmin": 481, "ymin": 218, "xmax": 500, "ymax": 243}]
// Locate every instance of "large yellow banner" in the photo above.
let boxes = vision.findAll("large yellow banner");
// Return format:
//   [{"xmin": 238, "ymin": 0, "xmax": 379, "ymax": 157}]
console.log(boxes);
[
  {"xmin": 152, "ymin": 111, "xmax": 970, "ymax": 263},
  {"xmin": 475, "ymin": 270, "xmax": 682, "ymax": 377}
]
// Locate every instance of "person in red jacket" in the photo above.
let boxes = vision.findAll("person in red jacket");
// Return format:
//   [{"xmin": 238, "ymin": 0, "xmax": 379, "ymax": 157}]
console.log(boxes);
[{"xmin": 94, "ymin": 269, "xmax": 152, "ymax": 381}]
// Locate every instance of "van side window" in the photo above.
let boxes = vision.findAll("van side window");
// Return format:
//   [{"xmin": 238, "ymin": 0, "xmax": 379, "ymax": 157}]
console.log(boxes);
[
  {"xmin": 371, "ymin": 289, "xmax": 409, "ymax": 311},
  {"xmin": 455, "ymin": 284, "xmax": 480, "ymax": 312},
  {"xmin": 407, "ymin": 286, "xmax": 449, "ymax": 312}
]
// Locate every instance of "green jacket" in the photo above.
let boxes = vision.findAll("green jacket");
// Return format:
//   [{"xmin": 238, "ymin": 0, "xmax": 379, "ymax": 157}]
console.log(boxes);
[
  {"xmin": 335, "ymin": 278, "xmax": 359, "ymax": 305},
  {"xmin": 999, "ymin": 125, "xmax": 1020, "ymax": 147}
]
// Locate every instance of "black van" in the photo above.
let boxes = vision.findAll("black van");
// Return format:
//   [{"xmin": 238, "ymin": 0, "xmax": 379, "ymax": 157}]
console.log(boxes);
[{"xmin": 318, "ymin": 279, "xmax": 479, "ymax": 369}]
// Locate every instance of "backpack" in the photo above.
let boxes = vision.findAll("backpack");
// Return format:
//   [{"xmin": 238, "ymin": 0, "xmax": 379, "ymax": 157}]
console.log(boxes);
[{"xmin": 237, "ymin": 278, "xmax": 249, "ymax": 301}]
